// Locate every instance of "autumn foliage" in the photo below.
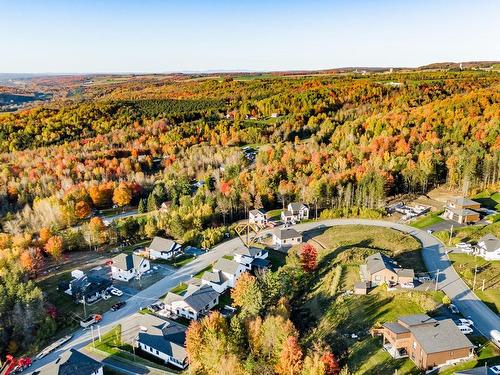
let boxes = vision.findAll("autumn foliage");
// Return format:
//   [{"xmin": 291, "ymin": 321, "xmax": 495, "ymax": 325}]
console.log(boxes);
[
  {"xmin": 300, "ymin": 243, "xmax": 318, "ymax": 272},
  {"xmin": 45, "ymin": 236, "xmax": 63, "ymax": 259},
  {"xmin": 275, "ymin": 336, "xmax": 303, "ymax": 375}
]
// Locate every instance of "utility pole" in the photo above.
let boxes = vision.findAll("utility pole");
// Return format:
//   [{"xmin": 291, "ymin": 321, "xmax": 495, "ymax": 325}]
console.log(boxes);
[
  {"xmin": 448, "ymin": 225, "xmax": 453, "ymax": 246},
  {"xmin": 482, "ymin": 279, "xmax": 485, "ymax": 292},
  {"xmin": 83, "ymin": 298, "xmax": 87, "ymax": 318},
  {"xmin": 91, "ymin": 326, "xmax": 95, "ymax": 347},
  {"xmin": 473, "ymin": 256, "xmax": 478, "ymax": 291},
  {"xmin": 435, "ymin": 269, "xmax": 440, "ymax": 291},
  {"xmin": 97, "ymin": 325, "xmax": 102, "ymax": 341}
]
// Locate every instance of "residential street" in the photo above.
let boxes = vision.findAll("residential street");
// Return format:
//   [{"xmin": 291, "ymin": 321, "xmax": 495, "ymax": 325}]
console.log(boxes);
[{"xmin": 25, "ymin": 219, "xmax": 500, "ymax": 374}]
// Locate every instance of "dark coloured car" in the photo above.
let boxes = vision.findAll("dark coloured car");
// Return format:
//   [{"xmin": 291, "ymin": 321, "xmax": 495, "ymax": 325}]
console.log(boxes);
[{"xmin": 111, "ymin": 301, "xmax": 126, "ymax": 311}]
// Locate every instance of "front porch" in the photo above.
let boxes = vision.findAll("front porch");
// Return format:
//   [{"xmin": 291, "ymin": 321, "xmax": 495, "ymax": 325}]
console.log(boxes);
[{"xmin": 383, "ymin": 343, "xmax": 408, "ymax": 359}]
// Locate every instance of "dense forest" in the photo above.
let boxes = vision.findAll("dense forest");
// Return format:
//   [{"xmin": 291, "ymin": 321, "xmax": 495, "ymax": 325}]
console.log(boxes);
[{"xmin": 0, "ymin": 70, "xmax": 498, "ymax": 356}]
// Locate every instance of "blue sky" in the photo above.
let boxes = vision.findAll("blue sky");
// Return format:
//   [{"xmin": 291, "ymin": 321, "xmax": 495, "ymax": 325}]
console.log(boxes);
[{"xmin": 1, "ymin": 0, "xmax": 498, "ymax": 73}]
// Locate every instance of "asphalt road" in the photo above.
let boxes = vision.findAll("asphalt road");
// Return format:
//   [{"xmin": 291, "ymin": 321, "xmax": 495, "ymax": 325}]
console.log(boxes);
[{"xmin": 26, "ymin": 218, "xmax": 500, "ymax": 373}]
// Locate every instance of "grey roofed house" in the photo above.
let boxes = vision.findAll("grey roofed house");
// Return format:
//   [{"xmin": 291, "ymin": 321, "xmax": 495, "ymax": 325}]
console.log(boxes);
[
  {"xmin": 249, "ymin": 208, "xmax": 266, "ymax": 216},
  {"xmin": 120, "ymin": 313, "xmax": 187, "ymax": 364},
  {"xmin": 213, "ymin": 258, "xmax": 241, "ymax": 275},
  {"xmin": 396, "ymin": 268, "xmax": 414, "ymax": 278},
  {"xmin": 289, "ymin": 202, "xmax": 306, "ymax": 213},
  {"xmin": 478, "ymin": 233, "xmax": 500, "ymax": 252},
  {"xmin": 366, "ymin": 252, "xmax": 397, "ymax": 274},
  {"xmin": 148, "ymin": 236, "xmax": 179, "ymax": 252},
  {"xmin": 410, "ymin": 319, "xmax": 473, "ymax": 354},
  {"xmin": 32, "ymin": 349, "xmax": 102, "ymax": 375},
  {"xmin": 112, "ymin": 253, "xmax": 144, "ymax": 271},
  {"xmin": 398, "ymin": 314, "xmax": 437, "ymax": 327},
  {"xmin": 383, "ymin": 322, "xmax": 410, "ymax": 334},
  {"xmin": 274, "ymin": 228, "xmax": 301, "ymax": 240},
  {"xmin": 449, "ymin": 197, "xmax": 480, "ymax": 207},
  {"xmin": 202, "ymin": 270, "xmax": 229, "ymax": 284},
  {"xmin": 447, "ymin": 207, "xmax": 478, "ymax": 217},
  {"xmin": 455, "ymin": 366, "xmax": 496, "ymax": 375},
  {"xmin": 165, "ymin": 284, "xmax": 220, "ymax": 312},
  {"xmin": 282, "ymin": 210, "xmax": 294, "ymax": 217},
  {"xmin": 251, "ymin": 257, "xmax": 270, "ymax": 268},
  {"xmin": 234, "ymin": 246, "xmax": 262, "ymax": 257}
]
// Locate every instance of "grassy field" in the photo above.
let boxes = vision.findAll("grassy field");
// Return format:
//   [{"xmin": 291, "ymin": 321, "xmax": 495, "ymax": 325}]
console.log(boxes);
[
  {"xmin": 266, "ymin": 208, "xmax": 282, "ymax": 220},
  {"xmin": 472, "ymin": 191, "xmax": 500, "ymax": 211},
  {"xmin": 448, "ymin": 253, "xmax": 500, "ymax": 314},
  {"xmin": 157, "ymin": 253, "xmax": 195, "ymax": 267},
  {"xmin": 434, "ymin": 221, "xmax": 500, "ymax": 245},
  {"xmin": 298, "ymin": 225, "xmax": 442, "ymax": 374},
  {"xmin": 410, "ymin": 210, "xmax": 444, "ymax": 229},
  {"xmin": 438, "ymin": 338, "xmax": 500, "ymax": 375},
  {"xmin": 170, "ymin": 282, "xmax": 188, "ymax": 295}
]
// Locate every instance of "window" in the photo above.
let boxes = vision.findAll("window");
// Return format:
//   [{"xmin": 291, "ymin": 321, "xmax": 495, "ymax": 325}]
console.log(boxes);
[
  {"xmin": 412, "ymin": 341, "xmax": 417, "ymax": 349},
  {"xmin": 156, "ymin": 350, "xmax": 159, "ymax": 355}
]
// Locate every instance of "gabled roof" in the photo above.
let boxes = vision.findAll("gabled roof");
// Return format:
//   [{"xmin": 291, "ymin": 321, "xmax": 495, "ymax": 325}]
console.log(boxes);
[
  {"xmin": 32, "ymin": 349, "xmax": 102, "ymax": 375},
  {"xmin": 398, "ymin": 314, "xmax": 436, "ymax": 327},
  {"xmin": 446, "ymin": 206, "xmax": 479, "ymax": 217},
  {"xmin": 448, "ymin": 197, "xmax": 480, "ymax": 207},
  {"xmin": 202, "ymin": 270, "xmax": 229, "ymax": 284},
  {"xmin": 383, "ymin": 322, "xmax": 410, "ymax": 334},
  {"xmin": 148, "ymin": 236, "xmax": 179, "ymax": 253},
  {"xmin": 249, "ymin": 209, "xmax": 266, "ymax": 216},
  {"xmin": 289, "ymin": 202, "xmax": 307, "ymax": 212},
  {"xmin": 213, "ymin": 258, "xmax": 242, "ymax": 275},
  {"xmin": 366, "ymin": 252, "xmax": 397, "ymax": 274},
  {"xmin": 396, "ymin": 268, "xmax": 414, "ymax": 278},
  {"xmin": 410, "ymin": 319, "xmax": 473, "ymax": 354},
  {"xmin": 455, "ymin": 367, "xmax": 496, "ymax": 375},
  {"xmin": 281, "ymin": 210, "xmax": 294, "ymax": 217},
  {"xmin": 233, "ymin": 246, "xmax": 263, "ymax": 257},
  {"xmin": 251, "ymin": 258, "xmax": 270, "ymax": 268},
  {"xmin": 112, "ymin": 253, "xmax": 145, "ymax": 271},
  {"xmin": 183, "ymin": 284, "xmax": 220, "ymax": 312},
  {"xmin": 273, "ymin": 228, "xmax": 302, "ymax": 240},
  {"xmin": 121, "ymin": 313, "xmax": 187, "ymax": 363},
  {"xmin": 478, "ymin": 234, "xmax": 500, "ymax": 252}
]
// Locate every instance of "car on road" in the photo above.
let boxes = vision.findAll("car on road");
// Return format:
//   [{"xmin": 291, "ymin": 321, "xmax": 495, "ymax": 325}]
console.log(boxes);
[
  {"xmin": 457, "ymin": 318, "xmax": 474, "ymax": 326},
  {"xmin": 456, "ymin": 242, "xmax": 469, "ymax": 248},
  {"xmin": 401, "ymin": 282, "xmax": 414, "ymax": 289},
  {"xmin": 418, "ymin": 276, "xmax": 431, "ymax": 283},
  {"xmin": 111, "ymin": 301, "xmax": 126, "ymax": 311},
  {"xmin": 426, "ymin": 229, "xmax": 433, "ymax": 234},
  {"xmin": 456, "ymin": 325, "xmax": 473, "ymax": 335},
  {"xmin": 448, "ymin": 304, "xmax": 459, "ymax": 314},
  {"xmin": 109, "ymin": 287, "xmax": 123, "ymax": 297},
  {"xmin": 490, "ymin": 365, "xmax": 500, "ymax": 374}
]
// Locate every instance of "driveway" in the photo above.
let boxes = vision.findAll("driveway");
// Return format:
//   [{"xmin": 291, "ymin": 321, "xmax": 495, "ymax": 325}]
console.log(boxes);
[{"xmin": 25, "ymin": 219, "xmax": 500, "ymax": 373}]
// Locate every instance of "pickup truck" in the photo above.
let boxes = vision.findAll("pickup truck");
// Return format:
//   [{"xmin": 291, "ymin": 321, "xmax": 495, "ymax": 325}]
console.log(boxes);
[{"xmin": 80, "ymin": 314, "xmax": 102, "ymax": 328}]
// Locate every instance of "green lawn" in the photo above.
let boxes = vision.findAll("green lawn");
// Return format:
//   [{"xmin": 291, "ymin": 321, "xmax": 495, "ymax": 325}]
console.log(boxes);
[
  {"xmin": 439, "ymin": 339, "xmax": 500, "ymax": 375},
  {"xmin": 472, "ymin": 191, "xmax": 500, "ymax": 211},
  {"xmin": 434, "ymin": 221, "xmax": 500, "ymax": 246},
  {"xmin": 170, "ymin": 282, "xmax": 188, "ymax": 295},
  {"xmin": 156, "ymin": 253, "xmax": 195, "ymax": 268},
  {"xmin": 410, "ymin": 210, "xmax": 444, "ymax": 229},
  {"xmin": 448, "ymin": 253, "xmax": 500, "ymax": 314},
  {"xmin": 193, "ymin": 265, "xmax": 212, "ymax": 278},
  {"xmin": 266, "ymin": 208, "xmax": 282, "ymax": 220}
]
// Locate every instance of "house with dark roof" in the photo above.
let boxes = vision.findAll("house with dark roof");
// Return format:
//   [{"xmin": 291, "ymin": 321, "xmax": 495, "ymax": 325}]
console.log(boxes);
[
  {"xmin": 111, "ymin": 253, "xmax": 150, "ymax": 282},
  {"xmin": 476, "ymin": 234, "xmax": 500, "ymax": 261},
  {"xmin": 233, "ymin": 246, "xmax": 269, "ymax": 270},
  {"xmin": 120, "ymin": 313, "xmax": 188, "ymax": 369},
  {"xmin": 375, "ymin": 314, "xmax": 473, "ymax": 370},
  {"xmin": 163, "ymin": 284, "xmax": 219, "ymax": 320},
  {"xmin": 59, "ymin": 269, "xmax": 111, "ymax": 304},
  {"xmin": 272, "ymin": 228, "xmax": 303, "ymax": 249},
  {"xmin": 249, "ymin": 209, "xmax": 268, "ymax": 225},
  {"xmin": 281, "ymin": 202, "xmax": 309, "ymax": 223},
  {"xmin": 360, "ymin": 252, "xmax": 414, "ymax": 287},
  {"xmin": 146, "ymin": 236, "xmax": 182, "ymax": 260},
  {"xmin": 32, "ymin": 349, "xmax": 103, "ymax": 375},
  {"xmin": 200, "ymin": 258, "xmax": 247, "ymax": 292},
  {"xmin": 444, "ymin": 197, "xmax": 481, "ymax": 224}
]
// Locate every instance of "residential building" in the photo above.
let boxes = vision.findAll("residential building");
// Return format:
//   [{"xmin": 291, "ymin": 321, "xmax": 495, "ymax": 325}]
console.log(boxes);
[
  {"xmin": 147, "ymin": 236, "xmax": 182, "ymax": 260},
  {"xmin": 444, "ymin": 197, "xmax": 481, "ymax": 224},
  {"xmin": 201, "ymin": 258, "xmax": 247, "ymax": 292},
  {"xmin": 32, "ymin": 349, "xmax": 103, "ymax": 375},
  {"xmin": 120, "ymin": 313, "xmax": 188, "ymax": 369},
  {"xmin": 272, "ymin": 228, "xmax": 303, "ymax": 249},
  {"xmin": 59, "ymin": 269, "xmax": 111, "ymax": 304},
  {"xmin": 360, "ymin": 252, "xmax": 414, "ymax": 287},
  {"xmin": 375, "ymin": 314, "xmax": 473, "ymax": 370},
  {"xmin": 476, "ymin": 234, "xmax": 500, "ymax": 261},
  {"xmin": 249, "ymin": 209, "xmax": 268, "ymax": 225},
  {"xmin": 163, "ymin": 284, "xmax": 219, "ymax": 320},
  {"xmin": 111, "ymin": 253, "xmax": 150, "ymax": 282},
  {"xmin": 281, "ymin": 202, "xmax": 309, "ymax": 223},
  {"xmin": 233, "ymin": 246, "xmax": 269, "ymax": 270},
  {"xmin": 455, "ymin": 366, "xmax": 497, "ymax": 375}
]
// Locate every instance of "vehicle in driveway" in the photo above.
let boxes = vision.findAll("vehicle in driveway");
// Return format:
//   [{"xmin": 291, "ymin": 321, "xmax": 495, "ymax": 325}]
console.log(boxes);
[
  {"xmin": 401, "ymin": 282, "xmax": 415, "ymax": 289},
  {"xmin": 418, "ymin": 276, "xmax": 431, "ymax": 283},
  {"xmin": 109, "ymin": 287, "xmax": 123, "ymax": 297},
  {"xmin": 448, "ymin": 303, "xmax": 459, "ymax": 314},
  {"xmin": 457, "ymin": 318, "xmax": 474, "ymax": 326},
  {"xmin": 111, "ymin": 301, "xmax": 126, "ymax": 311},
  {"xmin": 491, "ymin": 365, "xmax": 500, "ymax": 374},
  {"xmin": 456, "ymin": 324, "xmax": 473, "ymax": 334}
]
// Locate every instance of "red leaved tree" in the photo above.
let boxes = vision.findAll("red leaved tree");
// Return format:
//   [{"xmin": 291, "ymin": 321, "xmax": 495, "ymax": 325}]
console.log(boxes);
[
  {"xmin": 321, "ymin": 351, "xmax": 341, "ymax": 375},
  {"xmin": 300, "ymin": 243, "xmax": 318, "ymax": 272}
]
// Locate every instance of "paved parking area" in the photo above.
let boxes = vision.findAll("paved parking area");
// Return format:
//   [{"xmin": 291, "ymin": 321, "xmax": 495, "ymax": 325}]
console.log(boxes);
[
  {"xmin": 426, "ymin": 219, "xmax": 464, "ymax": 232},
  {"xmin": 112, "ymin": 264, "xmax": 175, "ymax": 297}
]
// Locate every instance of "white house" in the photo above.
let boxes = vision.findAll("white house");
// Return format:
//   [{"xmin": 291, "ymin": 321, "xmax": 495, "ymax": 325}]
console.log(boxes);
[
  {"xmin": 163, "ymin": 284, "xmax": 219, "ymax": 320},
  {"xmin": 233, "ymin": 246, "xmax": 269, "ymax": 270},
  {"xmin": 121, "ymin": 313, "xmax": 188, "ymax": 369},
  {"xmin": 35, "ymin": 349, "xmax": 103, "ymax": 375},
  {"xmin": 147, "ymin": 236, "xmax": 182, "ymax": 260},
  {"xmin": 111, "ymin": 253, "xmax": 150, "ymax": 282},
  {"xmin": 476, "ymin": 234, "xmax": 500, "ymax": 261},
  {"xmin": 201, "ymin": 258, "xmax": 247, "ymax": 293},
  {"xmin": 272, "ymin": 228, "xmax": 303, "ymax": 249},
  {"xmin": 289, "ymin": 202, "xmax": 309, "ymax": 220},
  {"xmin": 249, "ymin": 209, "xmax": 268, "ymax": 225}
]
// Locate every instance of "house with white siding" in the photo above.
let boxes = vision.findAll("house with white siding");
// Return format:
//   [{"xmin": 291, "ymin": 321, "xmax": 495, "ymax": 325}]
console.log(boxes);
[
  {"xmin": 111, "ymin": 253, "xmax": 150, "ymax": 282},
  {"xmin": 475, "ymin": 234, "xmax": 500, "ymax": 261},
  {"xmin": 146, "ymin": 236, "xmax": 182, "ymax": 260},
  {"xmin": 163, "ymin": 284, "xmax": 219, "ymax": 320}
]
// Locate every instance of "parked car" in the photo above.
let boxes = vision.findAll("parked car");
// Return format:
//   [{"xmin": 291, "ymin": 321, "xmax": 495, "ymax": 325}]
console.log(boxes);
[
  {"xmin": 448, "ymin": 303, "xmax": 459, "ymax": 314},
  {"xmin": 401, "ymin": 282, "xmax": 415, "ymax": 289},
  {"xmin": 418, "ymin": 276, "xmax": 431, "ymax": 283},
  {"xmin": 101, "ymin": 291, "xmax": 111, "ymax": 300},
  {"xmin": 111, "ymin": 301, "xmax": 126, "ymax": 311},
  {"xmin": 426, "ymin": 229, "xmax": 434, "ymax": 234},
  {"xmin": 456, "ymin": 242, "xmax": 469, "ymax": 248},
  {"xmin": 456, "ymin": 325, "xmax": 473, "ymax": 335},
  {"xmin": 457, "ymin": 318, "xmax": 474, "ymax": 326},
  {"xmin": 490, "ymin": 365, "xmax": 500, "ymax": 374},
  {"xmin": 109, "ymin": 287, "xmax": 123, "ymax": 297}
]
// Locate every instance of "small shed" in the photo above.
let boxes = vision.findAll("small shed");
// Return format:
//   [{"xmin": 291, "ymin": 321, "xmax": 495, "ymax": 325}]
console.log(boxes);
[{"xmin": 354, "ymin": 281, "xmax": 369, "ymax": 295}]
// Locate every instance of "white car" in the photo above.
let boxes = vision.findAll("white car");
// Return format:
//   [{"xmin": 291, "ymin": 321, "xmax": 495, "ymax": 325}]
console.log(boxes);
[
  {"xmin": 490, "ymin": 365, "xmax": 500, "ymax": 374},
  {"xmin": 401, "ymin": 282, "xmax": 415, "ymax": 289},
  {"xmin": 456, "ymin": 242, "xmax": 469, "ymax": 248},
  {"xmin": 456, "ymin": 325, "xmax": 473, "ymax": 335},
  {"xmin": 449, "ymin": 304, "xmax": 459, "ymax": 314},
  {"xmin": 109, "ymin": 287, "xmax": 123, "ymax": 297},
  {"xmin": 457, "ymin": 318, "xmax": 474, "ymax": 326},
  {"xmin": 418, "ymin": 276, "xmax": 431, "ymax": 283}
]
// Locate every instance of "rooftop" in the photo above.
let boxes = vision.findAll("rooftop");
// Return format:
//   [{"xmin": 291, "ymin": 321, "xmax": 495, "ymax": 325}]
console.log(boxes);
[
  {"xmin": 410, "ymin": 319, "xmax": 473, "ymax": 354},
  {"xmin": 448, "ymin": 197, "xmax": 481, "ymax": 207},
  {"xmin": 383, "ymin": 322, "xmax": 410, "ymax": 334},
  {"xmin": 148, "ymin": 236, "xmax": 178, "ymax": 252},
  {"xmin": 233, "ymin": 246, "xmax": 264, "ymax": 257},
  {"xmin": 165, "ymin": 284, "xmax": 219, "ymax": 312},
  {"xmin": 478, "ymin": 233, "xmax": 500, "ymax": 252},
  {"xmin": 366, "ymin": 252, "xmax": 397, "ymax": 274},
  {"xmin": 213, "ymin": 258, "xmax": 242, "ymax": 275},
  {"xmin": 32, "ymin": 349, "xmax": 102, "ymax": 375},
  {"xmin": 112, "ymin": 253, "xmax": 145, "ymax": 271},
  {"xmin": 398, "ymin": 314, "xmax": 436, "ymax": 327},
  {"xmin": 249, "ymin": 208, "xmax": 266, "ymax": 216},
  {"xmin": 273, "ymin": 228, "xmax": 302, "ymax": 240}
]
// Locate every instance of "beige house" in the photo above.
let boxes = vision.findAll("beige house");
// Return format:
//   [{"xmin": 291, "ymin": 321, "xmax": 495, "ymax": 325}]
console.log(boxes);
[
  {"xmin": 444, "ymin": 197, "xmax": 481, "ymax": 224},
  {"xmin": 361, "ymin": 252, "xmax": 414, "ymax": 287},
  {"xmin": 374, "ymin": 314, "xmax": 473, "ymax": 371}
]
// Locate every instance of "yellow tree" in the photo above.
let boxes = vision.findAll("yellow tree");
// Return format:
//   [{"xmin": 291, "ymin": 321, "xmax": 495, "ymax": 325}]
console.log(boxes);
[
  {"xmin": 75, "ymin": 200, "xmax": 91, "ymax": 219},
  {"xmin": 113, "ymin": 183, "xmax": 132, "ymax": 207},
  {"xmin": 275, "ymin": 336, "xmax": 303, "ymax": 375},
  {"xmin": 45, "ymin": 236, "xmax": 63, "ymax": 259}
]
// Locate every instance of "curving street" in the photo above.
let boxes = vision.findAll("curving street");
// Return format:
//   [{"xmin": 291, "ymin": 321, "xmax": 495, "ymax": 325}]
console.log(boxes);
[{"xmin": 25, "ymin": 219, "xmax": 500, "ymax": 374}]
